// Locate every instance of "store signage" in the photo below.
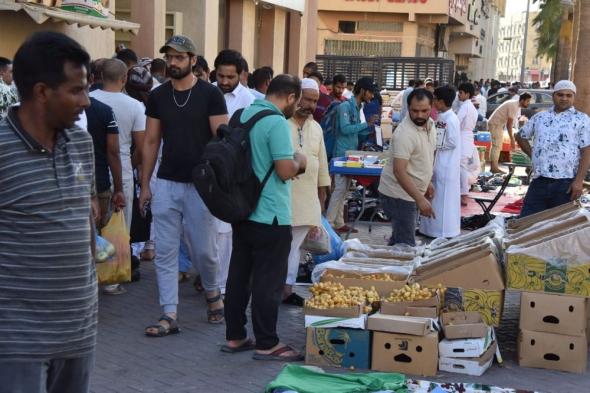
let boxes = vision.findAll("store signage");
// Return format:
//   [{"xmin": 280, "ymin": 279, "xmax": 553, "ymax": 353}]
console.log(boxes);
[{"xmin": 449, "ymin": 0, "xmax": 467, "ymax": 16}]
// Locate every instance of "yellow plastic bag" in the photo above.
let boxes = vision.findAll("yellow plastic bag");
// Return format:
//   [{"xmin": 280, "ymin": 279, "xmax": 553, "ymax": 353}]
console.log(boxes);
[{"xmin": 96, "ymin": 211, "xmax": 131, "ymax": 285}]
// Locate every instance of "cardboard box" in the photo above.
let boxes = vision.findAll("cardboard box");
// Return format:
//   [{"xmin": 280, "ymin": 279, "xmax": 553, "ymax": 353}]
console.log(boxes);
[
  {"xmin": 380, "ymin": 294, "xmax": 440, "ymax": 317},
  {"xmin": 414, "ymin": 247, "xmax": 504, "ymax": 291},
  {"xmin": 439, "ymin": 327, "xmax": 494, "ymax": 358},
  {"xmin": 443, "ymin": 288, "xmax": 505, "ymax": 327},
  {"xmin": 518, "ymin": 329, "xmax": 588, "ymax": 373},
  {"xmin": 520, "ymin": 292, "xmax": 588, "ymax": 336},
  {"xmin": 320, "ymin": 269, "xmax": 407, "ymax": 297},
  {"xmin": 371, "ymin": 331, "xmax": 439, "ymax": 377},
  {"xmin": 439, "ymin": 341, "xmax": 497, "ymax": 376},
  {"xmin": 505, "ymin": 225, "xmax": 590, "ymax": 297},
  {"xmin": 305, "ymin": 327, "xmax": 371, "ymax": 369},
  {"xmin": 505, "ymin": 202, "xmax": 579, "ymax": 232},
  {"xmin": 442, "ymin": 312, "xmax": 488, "ymax": 339},
  {"xmin": 368, "ymin": 313, "xmax": 433, "ymax": 336},
  {"xmin": 304, "ymin": 303, "xmax": 367, "ymax": 329}
]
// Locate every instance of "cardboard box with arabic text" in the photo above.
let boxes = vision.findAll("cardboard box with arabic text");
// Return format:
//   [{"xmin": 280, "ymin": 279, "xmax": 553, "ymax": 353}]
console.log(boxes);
[
  {"xmin": 305, "ymin": 327, "xmax": 371, "ymax": 369},
  {"xmin": 371, "ymin": 331, "xmax": 439, "ymax": 377},
  {"xmin": 518, "ymin": 329, "xmax": 587, "ymax": 373}
]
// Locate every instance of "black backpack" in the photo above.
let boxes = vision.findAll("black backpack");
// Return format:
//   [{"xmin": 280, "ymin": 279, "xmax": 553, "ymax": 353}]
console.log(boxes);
[{"xmin": 192, "ymin": 108, "xmax": 277, "ymax": 223}]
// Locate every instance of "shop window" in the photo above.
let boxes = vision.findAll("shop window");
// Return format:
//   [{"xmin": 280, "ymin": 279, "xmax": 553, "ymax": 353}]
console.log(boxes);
[
  {"xmin": 339, "ymin": 21, "xmax": 357, "ymax": 34},
  {"xmin": 165, "ymin": 12, "xmax": 183, "ymax": 40}
]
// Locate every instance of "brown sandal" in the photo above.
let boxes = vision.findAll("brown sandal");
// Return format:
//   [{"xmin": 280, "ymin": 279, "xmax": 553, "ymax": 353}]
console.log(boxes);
[
  {"xmin": 145, "ymin": 315, "xmax": 180, "ymax": 337},
  {"xmin": 206, "ymin": 293, "xmax": 225, "ymax": 324}
]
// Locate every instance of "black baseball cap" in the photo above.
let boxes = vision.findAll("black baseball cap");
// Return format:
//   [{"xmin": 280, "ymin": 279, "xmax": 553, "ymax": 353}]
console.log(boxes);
[
  {"xmin": 356, "ymin": 77, "xmax": 375, "ymax": 91},
  {"xmin": 159, "ymin": 35, "xmax": 197, "ymax": 55}
]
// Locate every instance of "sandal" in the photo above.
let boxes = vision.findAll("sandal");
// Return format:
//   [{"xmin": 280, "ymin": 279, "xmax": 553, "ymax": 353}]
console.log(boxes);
[
  {"xmin": 206, "ymin": 293, "xmax": 225, "ymax": 324},
  {"xmin": 145, "ymin": 315, "xmax": 180, "ymax": 337},
  {"xmin": 140, "ymin": 240, "xmax": 155, "ymax": 261},
  {"xmin": 252, "ymin": 345, "xmax": 304, "ymax": 362},
  {"xmin": 220, "ymin": 338, "xmax": 256, "ymax": 353},
  {"xmin": 193, "ymin": 275, "xmax": 204, "ymax": 292},
  {"xmin": 282, "ymin": 293, "xmax": 305, "ymax": 307}
]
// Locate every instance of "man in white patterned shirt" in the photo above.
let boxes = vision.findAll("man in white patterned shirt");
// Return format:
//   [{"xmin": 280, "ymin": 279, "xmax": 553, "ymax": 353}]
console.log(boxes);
[{"xmin": 516, "ymin": 80, "xmax": 590, "ymax": 217}]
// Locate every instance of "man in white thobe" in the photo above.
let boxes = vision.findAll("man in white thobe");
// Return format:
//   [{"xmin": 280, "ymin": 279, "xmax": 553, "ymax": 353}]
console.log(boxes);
[
  {"xmin": 420, "ymin": 86, "xmax": 461, "ymax": 238},
  {"xmin": 456, "ymin": 83, "xmax": 479, "ymax": 206}
]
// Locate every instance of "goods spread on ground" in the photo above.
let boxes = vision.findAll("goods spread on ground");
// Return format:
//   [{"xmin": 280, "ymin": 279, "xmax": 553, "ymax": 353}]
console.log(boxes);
[{"xmin": 302, "ymin": 202, "xmax": 589, "ymax": 381}]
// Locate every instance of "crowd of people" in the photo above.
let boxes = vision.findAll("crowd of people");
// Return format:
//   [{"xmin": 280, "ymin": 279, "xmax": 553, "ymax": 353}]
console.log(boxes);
[{"xmin": 1, "ymin": 31, "xmax": 590, "ymax": 393}]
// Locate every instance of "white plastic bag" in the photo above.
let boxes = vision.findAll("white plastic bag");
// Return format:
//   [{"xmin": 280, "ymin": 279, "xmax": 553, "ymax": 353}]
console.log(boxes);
[{"xmin": 301, "ymin": 226, "xmax": 331, "ymax": 255}]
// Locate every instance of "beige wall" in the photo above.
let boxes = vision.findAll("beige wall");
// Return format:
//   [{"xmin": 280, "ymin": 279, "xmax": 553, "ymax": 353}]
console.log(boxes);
[
  {"xmin": 0, "ymin": 12, "xmax": 115, "ymax": 60},
  {"xmin": 288, "ymin": 0, "xmax": 318, "ymax": 76},
  {"xmin": 227, "ymin": 0, "xmax": 257, "ymax": 66},
  {"xmin": 318, "ymin": 0, "xmax": 448, "ymax": 15},
  {"xmin": 129, "ymin": 0, "xmax": 166, "ymax": 58}
]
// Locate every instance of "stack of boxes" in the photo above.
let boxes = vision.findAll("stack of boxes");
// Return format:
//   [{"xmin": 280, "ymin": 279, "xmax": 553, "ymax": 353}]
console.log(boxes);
[
  {"xmin": 504, "ymin": 202, "xmax": 590, "ymax": 373},
  {"xmin": 438, "ymin": 312, "xmax": 497, "ymax": 376}
]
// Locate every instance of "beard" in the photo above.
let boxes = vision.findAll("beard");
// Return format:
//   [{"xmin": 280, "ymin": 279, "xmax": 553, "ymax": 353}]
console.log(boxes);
[
  {"xmin": 218, "ymin": 81, "xmax": 239, "ymax": 94},
  {"xmin": 167, "ymin": 64, "xmax": 192, "ymax": 80},
  {"xmin": 411, "ymin": 117, "xmax": 428, "ymax": 126},
  {"xmin": 296, "ymin": 106, "xmax": 313, "ymax": 117},
  {"xmin": 284, "ymin": 102, "xmax": 297, "ymax": 119}
]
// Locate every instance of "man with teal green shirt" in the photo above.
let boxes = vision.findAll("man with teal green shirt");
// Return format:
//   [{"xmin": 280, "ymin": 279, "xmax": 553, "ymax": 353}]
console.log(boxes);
[
  {"xmin": 223, "ymin": 75, "xmax": 307, "ymax": 362},
  {"xmin": 326, "ymin": 77, "xmax": 378, "ymax": 233}
]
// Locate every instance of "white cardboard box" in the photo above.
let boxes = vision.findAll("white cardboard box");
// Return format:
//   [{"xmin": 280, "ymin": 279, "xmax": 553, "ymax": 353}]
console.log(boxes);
[
  {"xmin": 304, "ymin": 314, "xmax": 367, "ymax": 329},
  {"xmin": 439, "ymin": 327, "xmax": 494, "ymax": 358},
  {"xmin": 439, "ymin": 341, "xmax": 497, "ymax": 376}
]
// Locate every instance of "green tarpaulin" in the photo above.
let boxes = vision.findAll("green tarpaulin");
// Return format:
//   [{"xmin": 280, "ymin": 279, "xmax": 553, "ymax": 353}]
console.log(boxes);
[{"xmin": 265, "ymin": 364, "xmax": 407, "ymax": 393}]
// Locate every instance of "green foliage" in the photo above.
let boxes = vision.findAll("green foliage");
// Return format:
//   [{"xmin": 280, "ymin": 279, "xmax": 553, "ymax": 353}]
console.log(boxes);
[{"xmin": 532, "ymin": 0, "xmax": 562, "ymax": 61}]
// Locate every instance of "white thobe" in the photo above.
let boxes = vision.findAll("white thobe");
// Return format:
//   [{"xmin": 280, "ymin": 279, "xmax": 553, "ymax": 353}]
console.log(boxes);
[
  {"xmin": 457, "ymin": 99, "xmax": 478, "ymax": 194},
  {"xmin": 420, "ymin": 109, "xmax": 462, "ymax": 238}
]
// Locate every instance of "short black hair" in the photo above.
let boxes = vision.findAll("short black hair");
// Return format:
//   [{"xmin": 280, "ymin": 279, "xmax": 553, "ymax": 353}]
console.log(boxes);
[
  {"xmin": 407, "ymin": 88, "xmax": 433, "ymax": 106},
  {"xmin": 260, "ymin": 66, "xmax": 274, "ymax": 78},
  {"xmin": 89, "ymin": 58, "xmax": 105, "ymax": 81},
  {"xmin": 151, "ymin": 58, "xmax": 167, "ymax": 74},
  {"xmin": 252, "ymin": 67, "xmax": 273, "ymax": 89},
  {"xmin": 193, "ymin": 55, "xmax": 209, "ymax": 73},
  {"xmin": 115, "ymin": 48, "xmax": 138, "ymax": 66},
  {"xmin": 408, "ymin": 79, "xmax": 416, "ymax": 87},
  {"xmin": 266, "ymin": 74, "xmax": 301, "ymax": 99},
  {"xmin": 458, "ymin": 82, "xmax": 475, "ymax": 98},
  {"xmin": 304, "ymin": 62, "xmax": 318, "ymax": 71},
  {"xmin": 308, "ymin": 71, "xmax": 324, "ymax": 83},
  {"xmin": 13, "ymin": 31, "xmax": 90, "ymax": 101},
  {"xmin": 415, "ymin": 79, "xmax": 424, "ymax": 87},
  {"xmin": 519, "ymin": 92, "xmax": 532, "ymax": 101},
  {"xmin": 214, "ymin": 49, "xmax": 244, "ymax": 74},
  {"xmin": 347, "ymin": 81, "xmax": 354, "ymax": 87},
  {"xmin": 434, "ymin": 86, "xmax": 456, "ymax": 108},
  {"xmin": 0, "ymin": 57, "xmax": 11, "ymax": 72},
  {"xmin": 241, "ymin": 57, "xmax": 249, "ymax": 73},
  {"xmin": 333, "ymin": 74, "xmax": 346, "ymax": 84},
  {"xmin": 209, "ymin": 69, "xmax": 216, "ymax": 83},
  {"xmin": 508, "ymin": 86, "xmax": 519, "ymax": 95}
]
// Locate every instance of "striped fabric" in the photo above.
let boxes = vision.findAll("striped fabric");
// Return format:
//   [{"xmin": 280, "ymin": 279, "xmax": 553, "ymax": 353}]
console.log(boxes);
[{"xmin": 0, "ymin": 107, "xmax": 98, "ymax": 361}]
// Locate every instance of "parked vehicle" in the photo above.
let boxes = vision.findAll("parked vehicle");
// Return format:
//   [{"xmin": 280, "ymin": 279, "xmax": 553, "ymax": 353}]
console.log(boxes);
[{"xmin": 486, "ymin": 89, "xmax": 554, "ymax": 119}]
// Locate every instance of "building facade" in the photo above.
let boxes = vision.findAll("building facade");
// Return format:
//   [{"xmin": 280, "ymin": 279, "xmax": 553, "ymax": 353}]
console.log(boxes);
[
  {"xmin": 495, "ymin": 10, "xmax": 551, "ymax": 83},
  {"xmin": 316, "ymin": 0, "xmax": 505, "ymax": 82},
  {"xmin": 115, "ymin": 0, "xmax": 316, "ymax": 75}
]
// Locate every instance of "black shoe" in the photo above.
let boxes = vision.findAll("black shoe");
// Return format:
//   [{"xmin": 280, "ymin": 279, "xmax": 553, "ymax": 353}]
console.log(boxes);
[
  {"xmin": 131, "ymin": 269, "xmax": 141, "ymax": 282},
  {"xmin": 282, "ymin": 293, "xmax": 305, "ymax": 307}
]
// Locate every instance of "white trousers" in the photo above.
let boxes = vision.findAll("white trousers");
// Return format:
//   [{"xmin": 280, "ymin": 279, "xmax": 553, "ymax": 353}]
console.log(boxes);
[
  {"xmin": 286, "ymin": 226, "xmax": 311, "ymax": 286},
  {"xmin": 326, "ymin": 175, "xmax": 351, "ymax": 228}
]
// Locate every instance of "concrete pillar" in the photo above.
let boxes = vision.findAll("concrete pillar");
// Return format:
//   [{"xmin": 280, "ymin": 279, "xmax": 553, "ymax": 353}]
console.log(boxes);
[
  {"xmin": 202, "ymin": 0, "xmax": 221, "ymax": 62},
  {"xmin": 401, "ymin": 22, "xmax": 418, "ymax": 57},
  {"xmin": 227, "ymin": 0, "xmax": 256, "ymax": 66},
  {"xmin": 257, "ymin": 7, "xmax": 286, "ymax": 72},
  {"xmin": 130, "ymin": 0, "xmax": 166, "ymax": 58},
  {"xmin": 287, "ymin": 0, "xmax": 318, "ymax": 76}
]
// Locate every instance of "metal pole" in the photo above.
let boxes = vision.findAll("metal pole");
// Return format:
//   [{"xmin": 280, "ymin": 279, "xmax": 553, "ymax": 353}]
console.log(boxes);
[{"xmin": 520, "ymin": 0, "xmax": 531, "ymax": 83}]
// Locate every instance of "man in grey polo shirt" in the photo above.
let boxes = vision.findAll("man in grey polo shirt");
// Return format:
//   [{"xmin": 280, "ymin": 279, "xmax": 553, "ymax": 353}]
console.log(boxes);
[{"xmin": 0, "ymin": 32, "xmax": 97, "ymax": 393}]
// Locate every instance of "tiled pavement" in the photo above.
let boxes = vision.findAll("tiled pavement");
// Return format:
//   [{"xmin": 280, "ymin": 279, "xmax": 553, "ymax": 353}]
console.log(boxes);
[{"xmin": 91, "ymin": 224, "xmax": 590, "ymax": 393}]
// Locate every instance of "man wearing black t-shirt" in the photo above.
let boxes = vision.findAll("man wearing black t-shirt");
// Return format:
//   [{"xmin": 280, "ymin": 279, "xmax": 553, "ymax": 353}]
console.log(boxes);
[
  {"xmin": 140, "ymin": 36, "xmax": 228, "ymax": 336},
  {"xmin": 84, "ymin": 97, "xmax": 125, "ymax": 228}
]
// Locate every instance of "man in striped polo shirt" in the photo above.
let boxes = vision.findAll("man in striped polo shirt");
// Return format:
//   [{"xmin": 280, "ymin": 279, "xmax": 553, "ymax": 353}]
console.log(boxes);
[{"xmin": 0, "ymin": 32, "xmax": 98, "ymax": 393}]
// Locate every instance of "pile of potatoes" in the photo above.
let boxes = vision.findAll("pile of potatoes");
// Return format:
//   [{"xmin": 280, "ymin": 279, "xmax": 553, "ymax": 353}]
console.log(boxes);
[
  {"xmin": 385, "ymin": 283, "xmax": 445, "ymax": 303},
  {"xmin": 307, "ymin": 282, "xmax": 379, "ymax": 313}
]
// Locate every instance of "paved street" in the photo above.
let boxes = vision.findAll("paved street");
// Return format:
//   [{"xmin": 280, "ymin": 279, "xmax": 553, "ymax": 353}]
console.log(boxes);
[{"xmin": 91, "ymin": 224, "xmax": 590, "ymax": 393}]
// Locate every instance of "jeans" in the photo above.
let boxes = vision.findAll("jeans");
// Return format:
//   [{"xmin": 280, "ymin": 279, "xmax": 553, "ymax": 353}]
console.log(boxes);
[
  {"xmin": 326, "ymin": 174, "xmax": 351, "ymax": 228},
  {"xmin": 0, "ymin": 353, "xmax": 94, "ymax": 393},
  {"xmin": 225, "ymin": 220, "xmax": 292, "ymax": 350},
  {"xmin": 151, "ymin": 178, "xmax": 220, "ymax": 314},
  {"xmin": 380, "ymin": 194, "xmax": 417, "ymax": 246},
  {"xmin": 520, "ymin": 177, "xmax": 573, "ymax": 218}
]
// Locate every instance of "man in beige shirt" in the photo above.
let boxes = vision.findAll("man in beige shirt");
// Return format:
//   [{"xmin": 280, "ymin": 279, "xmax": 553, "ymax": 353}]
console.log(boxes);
[
  {"xmin": 283, "ymin": 78, "xmax": 331, "ymax": 306},
  {"xmin": 378, "ymin": 88, "xmax": 436, "ymax": 246},
  {"xmin": 488, "ymin": 92, "xmax": 531, "ymax": 173}
]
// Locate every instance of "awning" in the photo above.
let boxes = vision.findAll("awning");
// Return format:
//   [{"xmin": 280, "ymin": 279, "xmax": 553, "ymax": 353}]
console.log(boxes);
[
  {"xmin": 0, "ymin": 2, "xmax": 140, "ymax": 34},
  {"xmin": 261, "ymin": 0, "xmax": 305, "ymax": 13}
]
